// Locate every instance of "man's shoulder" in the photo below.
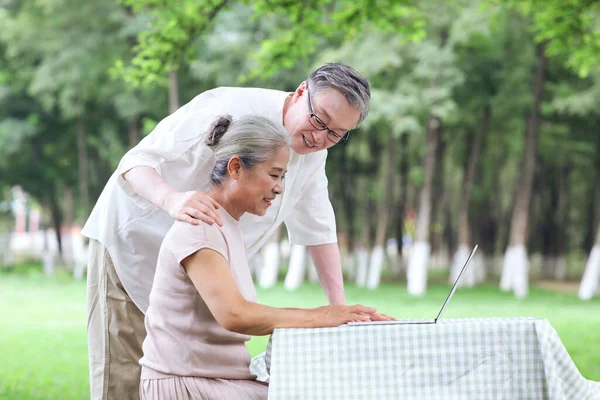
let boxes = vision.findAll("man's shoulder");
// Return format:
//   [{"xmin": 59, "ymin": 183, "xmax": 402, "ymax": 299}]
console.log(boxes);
[
  {"xmin": 186, "ymin": 87, "xmax": 288, "ymax": 121},
  {"xmin": 197, "ymin": 87, "xmax": 286, "ymax": 102}
]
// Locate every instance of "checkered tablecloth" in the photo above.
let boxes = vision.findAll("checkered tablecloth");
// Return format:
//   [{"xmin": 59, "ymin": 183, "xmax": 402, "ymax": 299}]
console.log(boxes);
[{"xmin": 250, "ymin": 318, "xmax": 600, "ymax": 400}]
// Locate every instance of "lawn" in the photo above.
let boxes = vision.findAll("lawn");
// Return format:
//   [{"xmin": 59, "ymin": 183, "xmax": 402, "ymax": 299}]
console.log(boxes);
[{"xmin": 1, "ymin": 263, "xmax": 599, "ymax": 400}]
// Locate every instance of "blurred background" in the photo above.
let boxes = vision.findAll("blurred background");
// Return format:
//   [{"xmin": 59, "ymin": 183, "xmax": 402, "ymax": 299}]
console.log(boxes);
[{"xmin": 0, "ymin": 0, "xmax": 599, "ymax": 399}]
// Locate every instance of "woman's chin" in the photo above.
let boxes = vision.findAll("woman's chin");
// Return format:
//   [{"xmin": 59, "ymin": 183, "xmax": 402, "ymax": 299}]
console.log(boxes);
[{"xmin": 248, "ymin": 207, "xmax": 267, "ymax": 217}]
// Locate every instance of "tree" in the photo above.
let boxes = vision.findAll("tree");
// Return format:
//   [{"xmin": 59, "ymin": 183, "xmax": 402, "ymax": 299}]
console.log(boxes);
[{"xmin": 500, "ymin": 42, "xmax": 548, "ymax": 298}]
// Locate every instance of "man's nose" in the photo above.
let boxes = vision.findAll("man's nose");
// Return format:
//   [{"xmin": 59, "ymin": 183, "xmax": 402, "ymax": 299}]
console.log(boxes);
[{"xmin": 310, "ymin": 129, "xmax": 326, "ymax": 146}]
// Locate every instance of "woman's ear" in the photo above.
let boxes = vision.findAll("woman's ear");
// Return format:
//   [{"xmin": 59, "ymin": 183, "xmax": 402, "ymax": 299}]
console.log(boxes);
[{"xmin": 227, "ymin": 156, "xmax": 243, "ymax": 180}]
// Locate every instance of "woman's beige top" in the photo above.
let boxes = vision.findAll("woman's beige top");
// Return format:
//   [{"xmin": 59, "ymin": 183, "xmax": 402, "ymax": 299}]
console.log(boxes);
[{"xmin": 139, "ymin": 207, "xmax": 257, "ymax": 380}]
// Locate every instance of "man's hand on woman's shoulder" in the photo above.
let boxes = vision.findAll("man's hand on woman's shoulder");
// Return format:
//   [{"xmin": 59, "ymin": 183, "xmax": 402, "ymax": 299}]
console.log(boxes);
[{"xmin": 164, "ymin": 191, "xmax": 223, "ymax": 226}]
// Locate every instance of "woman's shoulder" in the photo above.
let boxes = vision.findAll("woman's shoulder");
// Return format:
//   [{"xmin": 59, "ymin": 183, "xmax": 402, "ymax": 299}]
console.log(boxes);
[{"xmin": 164, "ymin": 220, "xmax": 229, "ymax": 257}]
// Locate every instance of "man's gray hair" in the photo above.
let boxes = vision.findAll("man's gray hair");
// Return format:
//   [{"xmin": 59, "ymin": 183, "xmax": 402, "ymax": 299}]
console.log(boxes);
[
  {"xmin": 307, "ymin": 63, "xmax": 371, "ymax": 126},
  {"xmin": 205, "ymin": 115, "xmax": 290, "ymax": 186}
]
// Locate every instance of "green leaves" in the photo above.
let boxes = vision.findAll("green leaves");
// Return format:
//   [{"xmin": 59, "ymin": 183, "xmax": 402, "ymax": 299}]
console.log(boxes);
[
  {"xmin": 116, "ymin": 0, "xmax": 425, "ymax": 85},
  {"xmin": 499, "ymin": 0, "xmax": 600, "ymax": 77},
  {"xmin": 248, "ymin": 0, "xmax": 425, "ymax": 79},
  {"xmin": 115, "ymin": 0, "xmax": 231, "ymax": 87}
]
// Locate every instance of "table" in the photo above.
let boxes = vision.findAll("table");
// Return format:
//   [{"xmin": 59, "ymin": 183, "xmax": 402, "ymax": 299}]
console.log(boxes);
[{"xmin": 250, "ymin": 318, "xmax": 600, "ymax": 400}]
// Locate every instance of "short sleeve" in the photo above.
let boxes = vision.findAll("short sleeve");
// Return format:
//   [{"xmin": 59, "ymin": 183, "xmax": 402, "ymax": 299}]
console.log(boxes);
[
  {"xmin": 284, "ymin": 152, "xmax": 338, "ymax": 246},
  {"xmin": 165, "ymin": 221, "xmax": 229, "ymax": 270},
  {"xmin": 115, "ymin": 94, "xmax": 221, "ymax": 209}
]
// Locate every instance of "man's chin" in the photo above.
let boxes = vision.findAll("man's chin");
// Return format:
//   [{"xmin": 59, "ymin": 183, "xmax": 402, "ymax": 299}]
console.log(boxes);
[{"xmin": 291, "ymin": 142, "xmax": 319, "ymax": 155}]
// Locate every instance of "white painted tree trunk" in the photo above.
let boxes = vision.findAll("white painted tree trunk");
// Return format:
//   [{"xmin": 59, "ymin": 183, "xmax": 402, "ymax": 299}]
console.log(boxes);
[
  {"xmin": 343, "ymin": 252, "xmax": 356, "ymax": 281},
  {"xmin": 407, "ymin": 241, "xmax": 430, "ymax": 296},
  {"xmin": 73, "ymin": 243, "xmax": 88, "ymax": 280},
  {"xmin": 42, "ymin": 229, "xmax": 55, "ymax": 276},
  {"xmin": 579, "ymin": 244, "xmax": 600, "ymax": 300},
  {"xmin": 501, "ymin": 245, "xmax": 529, "ymax": 299},
  {"xmin": 366, "ymin": 246, "xmax": 385, "ymax": 289},
  {"xmin": 0, "ymin": 233, "xmax": 12, "ymax": 267},
  {"xmin": 284, "ymin": 245, "xmax": 307, "ymax": 291},
  {"xmin": 499, "ymin": 251, "xmax": 514, "ymax": 291},
  {"xmin": 43, "ymin": 252, "xmax": 55, "ymax": 276},
  {"xmin": 554, "ymin": 256, "xmax": 567, "ymax": 281},
  {"xmin": 258, "ymin": 241, "xmax": 280, "ymax": 289},
  {"xmin": 450, "ymin": 244, "xmax": 475, "ymax": 287},
  {"xmin": 474, "ymin": 250, "xmax": 486, "ymax": 284},
  {"xmin": 355, "ymin": 247, "xmax": 369, "ymax": 287}
]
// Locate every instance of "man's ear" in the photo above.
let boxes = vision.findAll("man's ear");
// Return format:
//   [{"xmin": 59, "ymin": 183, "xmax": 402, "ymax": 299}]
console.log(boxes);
[
  {"xmin": 227, "ymin": 156, "xmax": 242, "ymax": 180},
  {"xmin": 291, "ymin": 81, "xmax": 308, "ymax": 103}
]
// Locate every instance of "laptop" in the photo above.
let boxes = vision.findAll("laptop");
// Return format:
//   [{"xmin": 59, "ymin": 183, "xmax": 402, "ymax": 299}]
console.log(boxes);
[{"xmin": 347, "ymin": 245, "xmax": 478, "ymax": 326}]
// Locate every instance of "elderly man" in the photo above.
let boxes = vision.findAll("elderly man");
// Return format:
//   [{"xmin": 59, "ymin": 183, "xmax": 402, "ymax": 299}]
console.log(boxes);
[{"xmin": 82, "ymin": 62, "xmax": 371, "ymax": 399}]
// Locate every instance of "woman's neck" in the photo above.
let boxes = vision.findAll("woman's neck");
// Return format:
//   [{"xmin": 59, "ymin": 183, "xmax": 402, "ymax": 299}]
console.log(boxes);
[{"xmin": 207, "ymin": 186, "xmax": 244, "ymax": 221}]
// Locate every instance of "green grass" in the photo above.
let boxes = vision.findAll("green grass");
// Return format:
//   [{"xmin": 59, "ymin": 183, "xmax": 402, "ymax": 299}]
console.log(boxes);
[{"xmin": 1, "ymin": 263, "xmax": 599, "ymax": 400}]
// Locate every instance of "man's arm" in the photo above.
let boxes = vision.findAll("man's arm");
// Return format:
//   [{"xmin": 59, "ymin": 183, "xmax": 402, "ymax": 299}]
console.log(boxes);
[
  {"xmin": 308, "ymin": 243, "xmax": 346, "ymax": 305},
  {"xmin": 122, "ymin": 165, "xmax": 222, "ymax": 226}
]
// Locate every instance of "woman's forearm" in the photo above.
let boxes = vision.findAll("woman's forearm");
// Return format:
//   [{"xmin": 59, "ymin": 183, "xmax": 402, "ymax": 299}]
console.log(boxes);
[{"xmin": 226, "ymin": 301, "xmax": 319, "ymax": 336}]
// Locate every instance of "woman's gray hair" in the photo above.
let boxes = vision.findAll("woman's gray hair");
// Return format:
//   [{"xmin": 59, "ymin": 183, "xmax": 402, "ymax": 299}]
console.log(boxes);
[
  {"xmin": 307, "ymin": 63, "xmax": 371, "ymax": 127},
  {"xmin": 205, "ymin": 115, "xmax": 290, "ymax": 186}
]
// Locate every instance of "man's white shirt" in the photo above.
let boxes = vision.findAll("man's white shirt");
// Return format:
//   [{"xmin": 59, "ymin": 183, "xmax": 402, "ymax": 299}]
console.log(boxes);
[{"xmin": 82, "ymin": 87, "xmax": 337, "ymax": 313}]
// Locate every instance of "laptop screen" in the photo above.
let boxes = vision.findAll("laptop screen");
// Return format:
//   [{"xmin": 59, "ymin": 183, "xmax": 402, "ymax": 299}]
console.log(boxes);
[{"xmin": 435, "ymin": 245, "xmax": 478, "ymax": 322}]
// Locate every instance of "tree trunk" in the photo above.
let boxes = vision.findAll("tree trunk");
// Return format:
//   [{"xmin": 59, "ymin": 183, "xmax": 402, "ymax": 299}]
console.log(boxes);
[
  {"xmin": 76, "ymin": 115, "xmax": 89, "ymax": 220},
  {"xmin": 415, "ymin": 117, "xmax": 440, "ymax": 243},
  {"xmin": 128, "ymin": 116, "xmax": 141, "ymax": 147},
  {"xmin": 63, "ymin": 186, "xmax": 74, "ymax": 229},
  {"xmin": 340, "ymin": 145, "xmax": 356, "ymax": 252},
  {"xmin": 169, "ymin": 69, "xmax": 180, "ymax": 114},
  {"xmin": 48, "ymin": 189, "xmax": 63, "ymax": 260},
  {"xmin": 451, "ymin": 106, "xmax": 490, "ymax": 285},
  {"xmin": 554, "ymin": 165, "xmax": 569, "ymax": 281},
  {"xmin": 540, "ymin": 162, "xmax": 569, "ymax": 281},
  {"xmin": 395, "ymin": 132, "xmax": 410, "ymax": 275},
  {"xmin": 355, "ymin": 178, "xmax": 372, "ymax": 287},
  {"xmin": 407, "ymin": 115, "xmax": 440, "ymax": 295},
  {"xmin": 583, "ymin": 137, "xmax": 600, "ymax": 251},
  {"xmin": 500, "ymin": 42, "xmax": 547, "ymax": 298},
  {"xmin": 367, "ymin": 136, "xmax": 397, "ymax": 289},
  {"xmin": 429, "ymin": 128, "xmax": 446, "ymax": 255},
  {"xmin": 62, "ymin": 186, "xmax": 75, "ymax": 267}
]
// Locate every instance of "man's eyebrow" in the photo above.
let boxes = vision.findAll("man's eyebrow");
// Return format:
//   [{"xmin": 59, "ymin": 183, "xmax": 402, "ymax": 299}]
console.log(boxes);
[
  {"xmin": 314, "ymin": 103, "xmax": 349, "ymax": 133},
  {"xmin": 315, "ymin": 104, "xmax": 332, "ymax": 121}
]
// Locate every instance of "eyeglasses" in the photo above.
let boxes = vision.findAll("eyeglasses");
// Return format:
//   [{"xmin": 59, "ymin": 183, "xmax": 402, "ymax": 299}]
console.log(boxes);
[{"xmin": 306, "ymin": 85, "xmax": 350, "ymax": 144}]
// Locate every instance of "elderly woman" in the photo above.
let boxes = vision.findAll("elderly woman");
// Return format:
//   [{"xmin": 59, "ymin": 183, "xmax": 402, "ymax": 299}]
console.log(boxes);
[{"xmin": 138, "ymin": 115, "xmax": 383, "ymax": 400}]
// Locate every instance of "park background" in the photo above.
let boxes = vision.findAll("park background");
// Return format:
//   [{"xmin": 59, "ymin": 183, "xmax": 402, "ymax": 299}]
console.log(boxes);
[{"xmin": 0, "ymin": 0, "xmax": 599, "ymax": 399}]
